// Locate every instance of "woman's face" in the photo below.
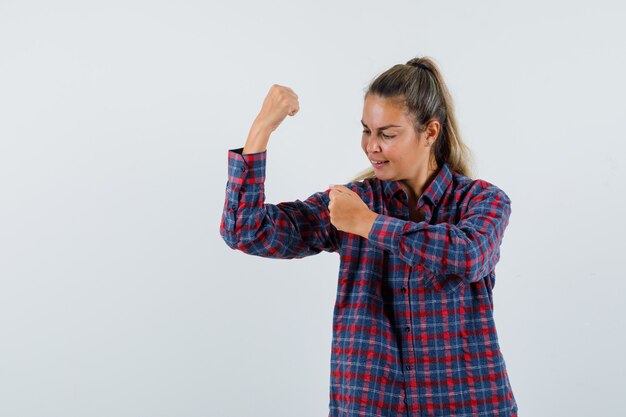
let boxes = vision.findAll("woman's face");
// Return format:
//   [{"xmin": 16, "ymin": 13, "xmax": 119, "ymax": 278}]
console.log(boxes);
[{"xmin": 360, "ymin": 94, "xmax": 437, "ymax": 185}]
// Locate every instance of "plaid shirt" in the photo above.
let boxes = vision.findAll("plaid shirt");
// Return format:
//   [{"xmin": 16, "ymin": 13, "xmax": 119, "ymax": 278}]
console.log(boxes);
[{"xmin": 220, "ymin": 147, "xmax": 518, "ymax": 417}]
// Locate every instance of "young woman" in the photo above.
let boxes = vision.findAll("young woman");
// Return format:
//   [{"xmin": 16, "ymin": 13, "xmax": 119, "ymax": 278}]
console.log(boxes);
[{"xmin": 220, "ymin": 56, "xmax": 518, "ymax": 417}]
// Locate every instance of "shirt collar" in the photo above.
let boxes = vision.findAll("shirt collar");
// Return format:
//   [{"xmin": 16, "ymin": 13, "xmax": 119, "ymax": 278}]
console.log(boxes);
[{"xmin": 381, "ymin": 162, "xmax": 453, "ymax": 207}]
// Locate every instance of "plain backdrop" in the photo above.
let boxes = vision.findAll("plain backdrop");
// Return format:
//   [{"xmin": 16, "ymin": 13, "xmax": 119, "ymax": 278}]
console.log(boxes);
[{"xmin": 1, "ymin": 1, "xmax": 625, "ymax": 416}]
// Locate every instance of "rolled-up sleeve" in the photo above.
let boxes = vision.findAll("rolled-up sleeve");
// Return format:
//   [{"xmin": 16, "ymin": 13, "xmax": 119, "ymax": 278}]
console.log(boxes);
[{"xmin": 219, "ymin": 147, "xmax": 339, "ymax": 258}]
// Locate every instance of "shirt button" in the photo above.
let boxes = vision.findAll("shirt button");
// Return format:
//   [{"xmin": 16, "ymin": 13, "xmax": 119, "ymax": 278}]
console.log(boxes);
[
  {"xmin": 401, "ymin": 287, "xmax": 407, "ymax": 293},
  {"xmin": 231, "ymin": 204, "xmax": 236, "ymax": 210},
  {"xmin": 405, "ymin": 326, "xmax": 410, "ymax": 333},
  {"xmin": 241, "ymin": 166, "xmax": 245, "ymax": 171},
  {"xmin": 404, "ymin": 398, "xmax": 408, "ymax": 404},
  {"xmin": 405, "ymin": 365, "xmax": 411, "ymax": 370}
]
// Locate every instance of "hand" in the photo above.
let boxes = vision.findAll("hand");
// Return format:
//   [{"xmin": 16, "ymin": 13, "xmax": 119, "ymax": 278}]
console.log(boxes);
[
  {"xmin": 328, "ymin": 185, "xmax": 378, "ymax": 238},
  {"xmin": 253, "ymin": 84, "xmax": 300, "ymax": 133},
  {"xmin": 243, "ymin": 84, "xmax": 299, "ymax": 154}
]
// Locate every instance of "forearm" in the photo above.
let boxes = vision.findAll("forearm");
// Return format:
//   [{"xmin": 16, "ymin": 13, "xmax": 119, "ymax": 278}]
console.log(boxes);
[
  {"xmin": 243, "ymin": 119, "xmax": 272, "ymax": 154},
  {"xmin": 365, "ymin": 188, "xmax": 511, "ymax": 287}
]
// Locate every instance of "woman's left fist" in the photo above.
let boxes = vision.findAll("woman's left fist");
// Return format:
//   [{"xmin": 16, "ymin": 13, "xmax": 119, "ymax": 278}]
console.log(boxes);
[{"xmin": 328, "ymin": 185, "xmax": 377, "ymax": 237}]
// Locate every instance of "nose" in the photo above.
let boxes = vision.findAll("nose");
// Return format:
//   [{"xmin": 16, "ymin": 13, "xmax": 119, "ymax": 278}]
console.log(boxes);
[{"xmin": 365, "ymin": 135, "xmax": 382, "ymax": 154}]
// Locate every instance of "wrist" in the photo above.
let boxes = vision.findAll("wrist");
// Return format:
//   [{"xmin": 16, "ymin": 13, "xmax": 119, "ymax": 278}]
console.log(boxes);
[
  {"xmin": 358, "ymin": 210, "xmax": 378, "ymax": 239},
  {"xmin": 243, "ymin": 122, "xmax": 272, "ymax": 154}
]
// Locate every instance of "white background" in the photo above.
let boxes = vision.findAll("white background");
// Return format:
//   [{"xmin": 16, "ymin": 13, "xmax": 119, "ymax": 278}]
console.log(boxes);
[{"xmin": 1, "ymin": 1, "xmax": 624, "ymax": 416}]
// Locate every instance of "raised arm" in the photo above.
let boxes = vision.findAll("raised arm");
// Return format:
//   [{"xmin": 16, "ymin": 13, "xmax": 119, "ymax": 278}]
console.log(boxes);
[
  {"xmin": 220, "ymin": 147, "xmax": 339, "ymax": 258},
  {"xmin": 219, "ymin": 84, "xmax": 339, "ymax": 258},
  {"xmin": 366, "ymin": 184, "xmax": 512, "ymax": 291}
]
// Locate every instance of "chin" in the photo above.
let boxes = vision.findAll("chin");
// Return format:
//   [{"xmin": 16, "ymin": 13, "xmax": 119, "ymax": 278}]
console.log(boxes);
[{"xmin": 375, "ymin": 172, "xmax": 393, "ymax": 181}]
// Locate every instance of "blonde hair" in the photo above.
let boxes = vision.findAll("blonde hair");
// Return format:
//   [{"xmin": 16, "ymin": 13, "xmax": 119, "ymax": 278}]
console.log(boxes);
[{"xmin": 351, "ymin": 56, "xmax": 475, "ymax": 182}]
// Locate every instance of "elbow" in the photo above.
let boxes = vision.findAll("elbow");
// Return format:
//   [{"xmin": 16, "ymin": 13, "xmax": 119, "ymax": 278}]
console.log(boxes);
[
  {"xmin": 221, "ymin": 233, "xmax": 239, "ymax": 250},
  {"xmin": 220, "ymin": 203, "xmax": 241, "ymax": 249},
  {"xmin": 464, "ymin": 242, "xmax": 496, "ymax": 284},
  {"xmin": 219, "ymin": 219, "xmax": 279, "ymax": 257},
  {"xmin": 220, "ymin": 207, "xmax": 261, "ymax": 250},
  {"xmin": 219, "ymin": 219, "xmax": 240, "ymax": 249},
  {"xmin": 465, "ymin": 253, "xmax": 483, "ymax": 284}
]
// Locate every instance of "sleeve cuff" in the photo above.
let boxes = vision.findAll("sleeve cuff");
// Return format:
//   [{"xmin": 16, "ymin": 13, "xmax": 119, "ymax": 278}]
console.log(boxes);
[
  {"xmin": 227, "ymin": 147, "xmax": 267, "ymax": 186},
  {"xmin": 367, "ymin": 214, "xmax": 408, "ymax": 251}
]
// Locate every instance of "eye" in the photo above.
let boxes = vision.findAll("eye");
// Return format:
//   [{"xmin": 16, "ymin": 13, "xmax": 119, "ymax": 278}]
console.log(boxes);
[{"xmin": 362, "ymin": 130, "xmax": 395, "ymax": 140}]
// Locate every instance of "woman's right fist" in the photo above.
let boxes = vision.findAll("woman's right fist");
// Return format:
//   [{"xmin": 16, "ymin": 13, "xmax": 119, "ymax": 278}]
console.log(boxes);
[{"xmin": 254, "ymin": 84, "xmax": 299, "ymax": 133}]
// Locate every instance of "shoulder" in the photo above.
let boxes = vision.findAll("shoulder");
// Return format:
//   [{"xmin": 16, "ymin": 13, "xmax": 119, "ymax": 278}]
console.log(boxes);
[
  {"xmin": 449, "ymin": 170, "xmax": 512, "ymax": 206},
  {"xmin": 340, "ymin": 177, "xmax": 380, "ymax": 203},
  {"xmin": 343, "ymin": 177, "xmax": 376, "ymax": 192}
]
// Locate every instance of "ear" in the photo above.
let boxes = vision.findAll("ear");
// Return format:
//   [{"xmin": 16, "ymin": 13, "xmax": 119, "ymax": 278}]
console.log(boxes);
[{"xmin": 425, "ymin": 118, "xmax": 441, "ymax": 143}]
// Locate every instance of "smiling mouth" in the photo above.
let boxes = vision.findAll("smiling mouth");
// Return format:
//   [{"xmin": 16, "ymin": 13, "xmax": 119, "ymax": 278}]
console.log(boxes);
[{"xmin": 371, "ymin": 160, "xmax": 389, "ymax": 167}]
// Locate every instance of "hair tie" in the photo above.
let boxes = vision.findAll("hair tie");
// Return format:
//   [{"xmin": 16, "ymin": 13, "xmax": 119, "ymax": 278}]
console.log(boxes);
[{"xmin": 410, "ymin": 61, "xmax": 428, "ymax": 71}]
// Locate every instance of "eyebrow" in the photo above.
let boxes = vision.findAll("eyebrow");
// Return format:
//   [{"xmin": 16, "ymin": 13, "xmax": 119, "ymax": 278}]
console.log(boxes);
[{"xmin": 360, "ymin": 120, "xmax": 402, "ymax": 130}]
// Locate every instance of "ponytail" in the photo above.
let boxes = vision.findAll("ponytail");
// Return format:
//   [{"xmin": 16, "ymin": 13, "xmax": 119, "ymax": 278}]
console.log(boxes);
[{"xmin": 351, "ymin": 56, "xmax": 474, "ymax": 182}]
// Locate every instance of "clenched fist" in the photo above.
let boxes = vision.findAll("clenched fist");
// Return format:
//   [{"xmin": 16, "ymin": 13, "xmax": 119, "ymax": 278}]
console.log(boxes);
[
  {"xmin": 243, "ymin": 84, "xmax": 299, "ymax": 155},
  {"xmin": 328, "ymin": 185, "xmax": 378, "ymax": 239},
  {"xmin": 255, "ymin": 84, "xmax": 300, "ymax": 133}
]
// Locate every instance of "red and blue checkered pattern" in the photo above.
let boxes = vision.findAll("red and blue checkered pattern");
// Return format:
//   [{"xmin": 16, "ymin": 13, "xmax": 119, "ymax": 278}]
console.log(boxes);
[{"xmin": 221, "ymin": 147, "xmax": 518, "ymax": 417}]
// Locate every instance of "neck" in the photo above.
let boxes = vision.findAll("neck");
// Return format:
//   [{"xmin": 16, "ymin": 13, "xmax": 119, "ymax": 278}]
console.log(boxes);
[{"xmin": 400, "ymin": 160, "xmax": 439, "ymax": 202}]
